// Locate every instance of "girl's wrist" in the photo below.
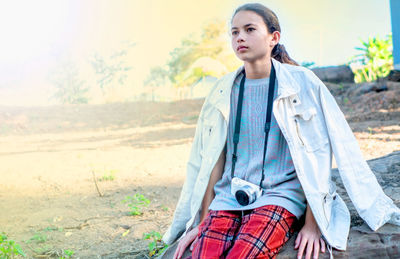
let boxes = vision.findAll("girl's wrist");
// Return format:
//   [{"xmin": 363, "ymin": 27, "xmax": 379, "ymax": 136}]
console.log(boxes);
[{"xmin": 200, "ymin": 209, "xmax": 209, "ymax": 223}]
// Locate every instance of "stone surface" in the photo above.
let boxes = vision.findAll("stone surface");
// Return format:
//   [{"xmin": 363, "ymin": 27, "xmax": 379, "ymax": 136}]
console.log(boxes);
[
  {"xmin": 312, "ymin": 65, "xmax": 354, "ymax": 83},
  {"xmin": 388, "ymin": 70, "xmax": 400, "ymax": 82},
  {"xmin": 158, "ymin": 151, "xmax": 400, "ymax": 258}
]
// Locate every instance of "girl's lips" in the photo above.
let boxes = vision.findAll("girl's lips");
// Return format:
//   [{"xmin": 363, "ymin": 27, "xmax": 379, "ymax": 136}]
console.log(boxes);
[{"xmin": 238, "ymin": 47, "xmax": 248, "ymax": 52}]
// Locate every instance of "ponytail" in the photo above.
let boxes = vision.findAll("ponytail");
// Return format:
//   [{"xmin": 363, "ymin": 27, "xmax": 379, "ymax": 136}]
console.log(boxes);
[{"xmin": 272, "ymin": 43, "xmax": 299, "ymax": 66}]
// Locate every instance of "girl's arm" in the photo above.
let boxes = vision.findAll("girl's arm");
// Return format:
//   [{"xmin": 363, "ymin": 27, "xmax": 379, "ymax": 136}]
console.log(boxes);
[
  {"xmin": 295, "ymin": 203, "xmax": 326, "ymax": 259},
  {"xmin": 173, "ymin": 147, "xmax": 226, "ymax": 259},
  {"xmin": 200, "ymin": 146, "xmax": 226, "ymax": 222}
]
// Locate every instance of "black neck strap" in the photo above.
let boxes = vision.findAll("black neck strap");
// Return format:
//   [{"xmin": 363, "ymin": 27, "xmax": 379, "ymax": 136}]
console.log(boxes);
[{"xmin": 231, "ymin": 61, "xmax": 276, "ymax": 190}]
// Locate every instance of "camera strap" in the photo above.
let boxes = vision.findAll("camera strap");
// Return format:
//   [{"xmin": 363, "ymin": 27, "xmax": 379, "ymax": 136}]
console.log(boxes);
[{"xmin": 231, "ymin": 60, "xmax": 276, "ymax": 190}]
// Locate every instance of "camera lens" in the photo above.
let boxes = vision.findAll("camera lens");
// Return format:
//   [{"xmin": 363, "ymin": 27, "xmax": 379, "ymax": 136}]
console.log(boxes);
[{"xmin": 236, "ymin": 190, "xmax": 249, "ymax": 206}]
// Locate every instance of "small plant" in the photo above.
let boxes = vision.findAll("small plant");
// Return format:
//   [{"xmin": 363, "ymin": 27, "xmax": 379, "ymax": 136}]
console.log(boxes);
[
  {"xmin": 26, "ymin": 232, "xmax": 47, "ymax": 244},
  {"xmin": 59, "ymin": 249, "xmax": 74, "ymax": 259},
  {"xmin": 367, "ymin": 126, "xmax": 374, "ymax": 139},
  {"xmin": 99, "ymin": 169, "xmax": 117, "ymax": 181},
  {"xmin": 142, "ymin": 231, "xmax": 168, "ymax": 257},
  {"xmin": 0, "ymin": 232, "xmax": 26, "ymax": 258},
  {"xmin": 121, "ymin": 193, "xmax": 151, "ymax": 215},
  {"xmin": 348, "ymin": 34, "xmax": 393, "ymax": 83}
]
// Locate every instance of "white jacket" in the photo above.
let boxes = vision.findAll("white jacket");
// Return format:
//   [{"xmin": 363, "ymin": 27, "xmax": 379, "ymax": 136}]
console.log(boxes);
[{"xmin": 162, "ymin": 57, "xmax": 400, "ymax": 254}]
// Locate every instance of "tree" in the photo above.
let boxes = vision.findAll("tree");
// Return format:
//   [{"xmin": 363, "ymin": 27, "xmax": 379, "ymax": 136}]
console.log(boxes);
[
  {"xmin": 144, "ymin": 66, "xmax": 168, "ymax": 88},
  {"xmin": 48, "ymin": 60, "xmax": 89, "ymax": 104},
  {"xmin": 160, "ymin": 18, "xmax": 241, "ymax": 88},
  {"xmin": 89, "ymin": 41, "xmax": 136, "ymax": 95}
]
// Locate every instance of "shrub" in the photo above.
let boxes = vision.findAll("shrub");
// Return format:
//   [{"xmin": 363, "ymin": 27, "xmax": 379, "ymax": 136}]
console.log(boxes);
[
  {"xmin": 0, "ymin": 232, "xmax": 26, "ymax": 258},
  {"xmin": 348, "ymin": 34, "xmax": 393, "ymax": 83}
]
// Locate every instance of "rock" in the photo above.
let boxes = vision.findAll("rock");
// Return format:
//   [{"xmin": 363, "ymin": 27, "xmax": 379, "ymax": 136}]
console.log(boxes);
[
  {"xmin": 387, "ymin": 70, "xmax": 400, "ymax": 82},
  {"xmin": 357, "ymin": 82, "xmax": 388, "ymax": 94},
  {"xmin": 312, "ymin": 65, "xmax": 354, "ymax": 83},
  {"xmin": 158, "ymin": 151, "xmax": 400, "ymax": 258}
]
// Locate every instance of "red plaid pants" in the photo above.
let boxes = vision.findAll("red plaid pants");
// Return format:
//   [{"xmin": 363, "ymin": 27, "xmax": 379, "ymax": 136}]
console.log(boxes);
[{"xmin": 189, "ymin": 204, "xmax": 297, "ymax": 259}]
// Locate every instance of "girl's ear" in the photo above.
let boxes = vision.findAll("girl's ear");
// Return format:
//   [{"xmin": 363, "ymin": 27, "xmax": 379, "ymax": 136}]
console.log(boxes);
[{"xmin": 269, "ymin": 31, "xmax": 280, "ymax": 47}]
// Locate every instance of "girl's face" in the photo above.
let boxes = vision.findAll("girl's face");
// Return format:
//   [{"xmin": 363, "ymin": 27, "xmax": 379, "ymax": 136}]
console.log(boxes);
[{"xmin": 230, "ymin": 10, "xmax": 279, "ymax": 63}]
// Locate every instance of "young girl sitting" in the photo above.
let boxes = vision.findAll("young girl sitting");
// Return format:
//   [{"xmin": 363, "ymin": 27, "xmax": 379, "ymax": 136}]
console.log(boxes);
[{"xmin": 161, "ymin": 3, "xmax": 400, "ymax": 259}]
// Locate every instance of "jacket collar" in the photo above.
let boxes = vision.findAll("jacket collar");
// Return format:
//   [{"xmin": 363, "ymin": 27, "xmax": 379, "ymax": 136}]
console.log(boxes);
[{"xmin": 209, "ymin": 57, "xmax": 302, "ymax": 122}]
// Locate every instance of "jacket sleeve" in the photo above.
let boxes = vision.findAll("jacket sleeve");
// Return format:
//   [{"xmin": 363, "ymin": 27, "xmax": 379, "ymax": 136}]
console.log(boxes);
[
  {"xmin": 161, "ymin": 102, "xmax": 205, "ymax": 245},
  {"xmin": 309, "ymin": 71, "xmax": 400, "ymax": 231},
  {"xmin": 160, "ymin": 75, "xmax": 225, "ymax": 245}
]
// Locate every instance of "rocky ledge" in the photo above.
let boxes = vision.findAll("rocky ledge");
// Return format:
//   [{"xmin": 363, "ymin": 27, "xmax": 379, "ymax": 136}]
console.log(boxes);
[{"xmin": 160, "ymin": 151, "xmax": 400, "ymax": 259}]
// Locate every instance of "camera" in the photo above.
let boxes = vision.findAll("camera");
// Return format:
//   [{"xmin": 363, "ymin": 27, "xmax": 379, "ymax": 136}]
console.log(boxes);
[{"xmin": 231, "ymin": 177, "xmax": 263, "ymax": 206}]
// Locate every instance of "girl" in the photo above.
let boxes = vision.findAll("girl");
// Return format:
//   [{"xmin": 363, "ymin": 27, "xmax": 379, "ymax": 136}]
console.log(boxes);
[{"xmin": 162, "ymin": 3, "xmax": 400, "ymax": 259}]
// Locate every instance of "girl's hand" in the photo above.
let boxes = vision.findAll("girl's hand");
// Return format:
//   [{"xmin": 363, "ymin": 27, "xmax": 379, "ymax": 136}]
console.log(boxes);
[
  {"xmin": 173, "ymin": 226, "xmax": 199, "ymax": 259},
  {"xmin": 294, "ymin": 222, "xmax": 326, "ymax": 259}
]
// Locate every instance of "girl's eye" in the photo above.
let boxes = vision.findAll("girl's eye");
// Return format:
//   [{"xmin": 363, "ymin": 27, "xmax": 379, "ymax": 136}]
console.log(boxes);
[
  {"xmin": 247, "ymin": 28, "xmax": 255, "ymax": 32},
  {"xmin": 232, "ymin": 31, "xmax": 238, "ymax": 35}
]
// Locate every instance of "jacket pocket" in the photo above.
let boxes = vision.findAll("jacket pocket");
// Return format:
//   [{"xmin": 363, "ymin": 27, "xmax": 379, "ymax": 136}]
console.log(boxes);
[
  {"xmin": 322, "ymin": 190, "xmax": 337, "ymax": 228},
  {"xmin": 293, "ymin": 107, "xmax": 328, "ymax": 152}
]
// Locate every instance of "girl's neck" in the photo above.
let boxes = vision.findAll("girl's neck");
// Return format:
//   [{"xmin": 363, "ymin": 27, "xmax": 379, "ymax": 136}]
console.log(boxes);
[{"xmin": 243, "ymin": 56, "xmax": 272, "ymax": 79}]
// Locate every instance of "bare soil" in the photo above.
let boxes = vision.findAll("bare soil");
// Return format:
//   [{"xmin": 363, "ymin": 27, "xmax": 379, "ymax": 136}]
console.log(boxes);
[{"xmin": 1, "ymin": 82, "xmax": 399, "ymax": 258}]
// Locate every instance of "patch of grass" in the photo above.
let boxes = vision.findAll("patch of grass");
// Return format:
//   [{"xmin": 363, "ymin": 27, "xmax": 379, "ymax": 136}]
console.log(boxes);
[
  {"xmin": 142, "ymin": 231, "xmax": 168, "ymax": 257},
  {"xmin": 121, "ymin": 193, "xmax": 150, "ymax": 216},
  {"xmin": 90, "ymin": 166, "xmax": 118, "ymax": 182},
  {"xmin": 59, "ymin": 249, "xmax": 74, "ymax": 259},
  {"xmin": 32, "ymin": 244, "xmax": 52, "ymax": 255},
  {"xmin": 99, "ymin": 169, "xmax": 117, "ymax": 181},
  {"xmin": 26, "ymin": 232, "xmax": 47, "ymax": 244},
  {"xmin": 0, "ymin": 232, "xmax": 26, "ymax": 258},
  {"xmin": 42, "ymin": 226, "xmax": 63, "ymax": 232}
]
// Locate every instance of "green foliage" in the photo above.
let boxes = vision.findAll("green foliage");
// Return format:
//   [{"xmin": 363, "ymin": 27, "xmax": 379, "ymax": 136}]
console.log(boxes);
[
  {"xmin": 0, "ymin": 232, "xmax": 26, "ymax": 258},
  {"xmin": 26, "ymin": 232, "xmax": 47, "ymax": 244},
  {"xmin": 348, "ymin": 34, "xmax": 393, "ymax": 83},
  {"xmin": 301, "ymin": 61, "xmax": 317, "ymax": 69},
  {"xmin": 58, "ymin": 249, "xmax": 74, "ymax": 259},
  {"xmin": 48, "ymin": 60, "xmax": 89, "ymax": 104},
  {"xmin": 142, "ymin": 231, "xmax": 168, "ymax": 257},
  {"xmin": 42, "ymin": 226, "xmax": 63, "ymax": 232},
  {"xmin": 121, "ymin": 193, "xmax": 150, "ymax": 215},
  {"xmin": 98, "ymin": 169, "xmax": 117, "ymax": 181},
  {"xmin": 148, "ymin": 19, "xmax": 241, "ymax": 88},
  {"xmin": 144, "ymin": 66, "xmax": 169, "ymax": 88}
]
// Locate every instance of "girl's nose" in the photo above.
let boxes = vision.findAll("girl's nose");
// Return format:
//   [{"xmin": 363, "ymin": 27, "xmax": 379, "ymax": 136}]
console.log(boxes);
[{"xmin": 236, "ymin": 33, "xmax": 245, "ymax": 42}]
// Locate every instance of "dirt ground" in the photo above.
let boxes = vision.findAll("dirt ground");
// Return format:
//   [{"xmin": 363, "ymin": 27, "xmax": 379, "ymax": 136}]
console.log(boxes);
[{"xmin": 1, "ymin": 82, "xmax": 399, "ymax": 258}]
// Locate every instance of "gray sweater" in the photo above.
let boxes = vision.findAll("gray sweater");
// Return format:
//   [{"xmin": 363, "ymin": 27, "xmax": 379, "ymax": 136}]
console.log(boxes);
[{"xmin": 208, "ymin": 73, "xmax": 307, "ymax": 220}]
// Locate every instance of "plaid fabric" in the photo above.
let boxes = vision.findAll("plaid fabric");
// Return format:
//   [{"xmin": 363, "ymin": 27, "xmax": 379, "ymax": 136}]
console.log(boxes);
[{"xmin": 188, "ymin": 205, "xmax": 297, "ymax": 259}]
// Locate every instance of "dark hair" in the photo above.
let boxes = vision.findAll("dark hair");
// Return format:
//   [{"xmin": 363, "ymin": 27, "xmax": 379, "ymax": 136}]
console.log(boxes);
[{"xmin": 231, "ymin": 3, "xmax": 299, "ymax": 66}]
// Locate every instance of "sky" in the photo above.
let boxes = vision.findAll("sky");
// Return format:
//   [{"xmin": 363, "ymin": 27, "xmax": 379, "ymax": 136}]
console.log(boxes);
[{"xmin": 0, "ymin": 0, "xmax": 392, "ymax": 106}]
